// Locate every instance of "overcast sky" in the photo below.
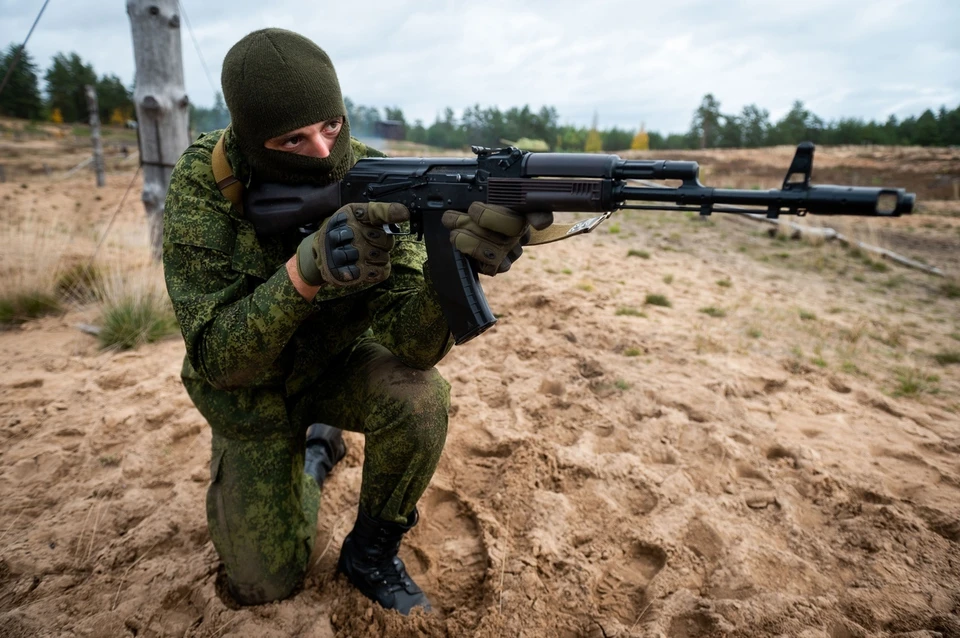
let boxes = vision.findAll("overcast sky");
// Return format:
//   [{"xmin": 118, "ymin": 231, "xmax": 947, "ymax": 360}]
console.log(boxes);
[{"xmin": 2, "ymin": 0, "xmax": 959, "ymax": 133}]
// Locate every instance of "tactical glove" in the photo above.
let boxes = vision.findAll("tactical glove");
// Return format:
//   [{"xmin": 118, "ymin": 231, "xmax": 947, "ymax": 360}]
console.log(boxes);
[
  {"xmin": 296, "ymin": 202, "xmax": 410, "ymax": 287},
  {"xmin": 441, "ymin": 203, "xmax": 553, "ymax": 276}
]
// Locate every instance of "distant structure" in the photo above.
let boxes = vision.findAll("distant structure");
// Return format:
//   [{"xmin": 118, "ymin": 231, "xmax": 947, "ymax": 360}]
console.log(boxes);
[
  {"xmin": 127, "ymin": 0, "xmax": 191, "ymax": 259},
  {"xmin": 374, "ymin": 120, "xmax": 405, "ymax": 141}
]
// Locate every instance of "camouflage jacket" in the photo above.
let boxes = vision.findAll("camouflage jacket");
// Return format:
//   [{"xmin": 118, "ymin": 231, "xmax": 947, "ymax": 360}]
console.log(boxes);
[{"xmin": 162, "ymin": 129, "xmax": 453, "ymax": 402}]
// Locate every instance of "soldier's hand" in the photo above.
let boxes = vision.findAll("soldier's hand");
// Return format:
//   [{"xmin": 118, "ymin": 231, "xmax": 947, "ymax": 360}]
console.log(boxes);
[
  {"xmin": 296, "ymin": 202, "xmax": 409, "ymax": 287},
  {"xmin": 441, "ymin": 203, "xmax": 553, "ymax": 276}
]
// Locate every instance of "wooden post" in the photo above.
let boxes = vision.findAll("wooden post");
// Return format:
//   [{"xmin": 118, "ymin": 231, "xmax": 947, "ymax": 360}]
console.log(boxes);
[
  {"xmin": 84, "ymin": 85, "xmax": 106, "ymax": 187},
  {"xmin": 126, "ymin": 0, "xmax": 191, "ymax": 259}
]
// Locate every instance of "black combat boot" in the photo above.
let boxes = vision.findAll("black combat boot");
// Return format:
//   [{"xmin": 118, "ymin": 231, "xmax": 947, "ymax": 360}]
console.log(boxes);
[
  {"xmin": 337, "ymin": 507, "xmax": 432, "ymax": 615},
  {"xmin": 304, "ymin": 423, "xmax": 347, "ymax": 487}
]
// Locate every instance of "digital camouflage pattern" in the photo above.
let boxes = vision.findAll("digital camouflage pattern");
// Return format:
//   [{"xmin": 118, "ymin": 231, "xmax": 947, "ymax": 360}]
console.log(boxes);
[{"xmin": 163, "ymin": 128, "xmax": 453, "ymax": 603}]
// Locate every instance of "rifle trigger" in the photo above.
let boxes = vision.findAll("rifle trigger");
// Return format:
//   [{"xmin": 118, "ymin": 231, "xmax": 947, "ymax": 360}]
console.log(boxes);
[{"xmin": 383, "ymin": 223, "xmax": 408, "ymax": 236}]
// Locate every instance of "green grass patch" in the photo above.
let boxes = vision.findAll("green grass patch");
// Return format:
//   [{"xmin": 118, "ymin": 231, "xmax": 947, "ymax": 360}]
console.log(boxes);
[
  {"xmin": 627, "ymin": 249, "xmax": 650, "ymax": 259},
  {"xmin": 811, "ymin": 356, "xmax": 828, "ymax": 368},
  {"xmin": 892, "ymin": 368, "xmax": 940, "ymax": 397},
  {"xmin": 746, "ymin": 327, "xmax": 762, "ymax": 339},
  {"xmin": 699, "ymin": 306, "xmax": 726, "ymax": 318},
  {"xmin": 614, "ymin": 378, "xmax": 631, "ymax": 391},
  {"xmin": 607, "ymin": 223, "xmax": 621, "ymax": 234},
  {"xmin": 624, "ymin": 347, "xmax": 642, "ymax": 357},
  {"xmin": 561, "ymin": 268, "xmax": 573, "ymax": 275},
  {"xmin": 933, "ymin": 351, "xmax": 960, "ymax": 365},
  {"xmin": 577, "ymin": 282, "xmax": 594, "ymax": 292},
  {"xmin": 799, "ymin": 310, "xmax": 817, "ymax": 321},
  {"xmin": 716, "ymin": 278, "xmax": 732, "ymax": 288},
  {"xmin": 616, "ymin": 306, "xmax": 646, "ymax": 317},
  {"xmin": 863, "ymin": 258, "xmax": 889, "ymax": 273},
  {"xmin": 645, "ymin": 294, "xmax": 671, "ymax": 308},
  {"xmin": 97, "ymin": 296, "xmax": 178, "ymax": 350},
  {"xmin": 883, "ymin": 275, "xmax": 906, "ymax": 289},
  {"xmin": 841, "ymin": 361, "xmax": 862, "ymax": 375},
  {"xmin": 98, "ymin": 454, "xmax": 121, "ymax": 467},
  {"xmin": 0, "ymin": 291, "xmax": 62, "ymax": 324},
  {"xmin": 951, "ymin": 332, "xmax": 960, "ymax": 342},
  {"xmin": 940, "ymin": 279, "xmax": 960, "ymax": 299},
  {"xmin": 662, "ymin": 274, "xmax": 674, "ymax": 285}
]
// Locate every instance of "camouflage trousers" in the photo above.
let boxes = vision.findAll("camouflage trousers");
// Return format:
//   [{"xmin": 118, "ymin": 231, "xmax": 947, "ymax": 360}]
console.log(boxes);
[{"xmin": 183, "ymin": 336, "xmax": 451, "ymax": 605}]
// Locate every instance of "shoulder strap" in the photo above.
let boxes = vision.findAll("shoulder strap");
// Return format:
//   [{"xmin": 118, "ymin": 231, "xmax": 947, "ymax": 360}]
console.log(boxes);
[
  {"xmin": 525, "ymin": 212, "xmax": 613, "ymax": 245},
  {"xmin": 212, "ymin": 128, "xmax": 244, "ymax": 214}
]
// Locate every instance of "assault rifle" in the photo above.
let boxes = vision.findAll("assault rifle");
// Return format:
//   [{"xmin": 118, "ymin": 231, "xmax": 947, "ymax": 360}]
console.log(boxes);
[{"xmin": 245, "ymin": 142, "xmax": 915, "ymax": 345}]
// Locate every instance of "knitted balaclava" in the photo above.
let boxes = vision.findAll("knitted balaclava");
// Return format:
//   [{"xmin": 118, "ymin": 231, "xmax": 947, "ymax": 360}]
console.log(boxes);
[{"xmin": 221, "ymin": 29, "xmax": 353, "ymax": 185}]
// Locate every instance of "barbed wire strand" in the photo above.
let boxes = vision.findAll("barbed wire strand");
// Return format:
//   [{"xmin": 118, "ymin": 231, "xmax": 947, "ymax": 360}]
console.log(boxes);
[
  {"xmin": 177, "ymin": 0, "xmax": 219, "ymax": 97},
  {"xmin": 0, "ymin": 0, "xmax": 53, "ymax": 99}
]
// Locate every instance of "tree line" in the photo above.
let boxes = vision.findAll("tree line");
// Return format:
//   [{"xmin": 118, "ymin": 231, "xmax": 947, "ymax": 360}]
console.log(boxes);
[
  {"xmin": 0, "ymin": 45, "xmax": 134, "ymax": 125},
  {"xmin": 4, "ymin": 43, "xmax": 958, "ymax": 150},
  {"xmin": 341, "ymin": 95, "xmax": 960, "ymax": 151}
]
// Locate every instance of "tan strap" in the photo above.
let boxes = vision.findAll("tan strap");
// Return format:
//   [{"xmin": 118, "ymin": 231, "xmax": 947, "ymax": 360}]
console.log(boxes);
[
  {"xmin": 212, "ymin": 129, "xmax": 244, "ymax": 214},
  {"xmin": 525, "ymin": 212, "xmax": 613, "ymax": 245}
]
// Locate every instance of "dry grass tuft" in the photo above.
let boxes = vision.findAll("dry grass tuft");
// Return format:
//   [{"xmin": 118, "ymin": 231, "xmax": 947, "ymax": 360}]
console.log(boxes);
[
  {"xmin": 0, "ymin": 211, "xmax": 74, "ymax": 324},
  {"xmin": 93, "ymin": 252, "xmax": 178, "ymax": 351},
  {"xmin": 85, "ymin": 229, "xmax": 178, "ymax": 351}
]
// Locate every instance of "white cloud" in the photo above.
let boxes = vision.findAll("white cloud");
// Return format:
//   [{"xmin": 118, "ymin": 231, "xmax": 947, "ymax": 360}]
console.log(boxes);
[{"xmin": 1, "ymin": 0, "xmax": 957, "ymax": 133}]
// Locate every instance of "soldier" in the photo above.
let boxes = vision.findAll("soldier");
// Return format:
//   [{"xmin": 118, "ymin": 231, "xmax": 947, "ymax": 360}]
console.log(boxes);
[{"xmin": 162, "ymin": 29, "xmax": 538, "ymax": 615}]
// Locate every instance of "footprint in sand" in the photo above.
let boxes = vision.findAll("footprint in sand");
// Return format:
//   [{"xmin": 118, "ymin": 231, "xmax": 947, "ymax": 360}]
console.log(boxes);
[
  {"xmin": 403, "ymin": 487, "xmax": 489, "ymax": 613},
  {"xmin": 595, "ymin": 541, "xmax": 667, "ymax": 625}
]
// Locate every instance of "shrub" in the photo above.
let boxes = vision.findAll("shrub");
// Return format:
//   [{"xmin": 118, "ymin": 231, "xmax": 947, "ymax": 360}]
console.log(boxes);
[
  {"xmin": 716, "ymin": 278, "xmax": 732, "ymax": 288},
  {"xmin": 699, "ymin": 306, "xmax": 726, "ymax": 318},
  {"xmin": 97, "ymin": 295, "xmax": 178, "ymax": 350},
  {"xmin": 627, "ymin": 249, "xmax": 650, "ymax": 259},
  {"xmin": 799, "ymin": 310, "xmax": 817, "ymax": 321},
  {"xmin": 0, "ymin": 292, "xmax": 61, "ymax": 324},
  {"xmin": 645, "ymin": 294, "xmax": 671, "ymax": 308},
  {"xmin": 92, "ymin": 248, "xmax": 179, "ymax": 351},
  {"xmin": 941, "ymin": 279, "xmax": 960, "ymax": 299},
  {"xmin": 933, "ymin": 351, "xmax": 960, "ymax": 365},
  {"xmin": 616, "ymin": 307, "xmax": 646, "ymax": 317}
]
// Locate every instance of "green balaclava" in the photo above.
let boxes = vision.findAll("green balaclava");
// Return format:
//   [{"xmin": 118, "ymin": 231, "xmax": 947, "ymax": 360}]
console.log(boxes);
[{"xmin": 221, "ymin": 28, "xmax": 353, "ymax": 185}]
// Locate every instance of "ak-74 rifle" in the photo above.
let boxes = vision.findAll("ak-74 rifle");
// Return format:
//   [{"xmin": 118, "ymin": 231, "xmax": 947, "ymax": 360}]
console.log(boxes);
[{"xmin": 244, "ymin": 142, "xmax": 915, "ymax": 345}]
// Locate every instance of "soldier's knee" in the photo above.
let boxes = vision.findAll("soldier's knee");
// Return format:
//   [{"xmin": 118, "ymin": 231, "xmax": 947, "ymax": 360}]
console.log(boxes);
[
  {"xmin": 405, "ymin": 368, "xmax": 449, "ymax": 436},
  {"xmin": 226, "ymin": 564, "xmax": 305, "ymax": 605},
  {"xmin": 380, "ymin": 366, "xmax": 449, "ymax": 448}
]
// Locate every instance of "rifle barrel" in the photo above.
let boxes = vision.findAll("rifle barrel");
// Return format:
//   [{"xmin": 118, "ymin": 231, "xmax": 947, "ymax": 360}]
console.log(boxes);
[{"xmin": 615, "ymin": 184, "xmax": 914, "ymax": 217}]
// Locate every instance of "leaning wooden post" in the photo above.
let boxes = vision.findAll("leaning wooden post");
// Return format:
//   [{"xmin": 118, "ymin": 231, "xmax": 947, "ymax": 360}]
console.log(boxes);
[
  {"xmin": 126, "ymin": 0, "xmax": 191, "ymax": 260},
  {"xmin": 84, "ymin": 84, "xmax": 106, "ymax": 187}
]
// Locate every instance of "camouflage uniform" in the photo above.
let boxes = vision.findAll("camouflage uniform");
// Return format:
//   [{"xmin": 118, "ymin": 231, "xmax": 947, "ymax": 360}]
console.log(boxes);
[{"xmin": 163, "ymin": 128, "xmax": 453, "ymax": 603}]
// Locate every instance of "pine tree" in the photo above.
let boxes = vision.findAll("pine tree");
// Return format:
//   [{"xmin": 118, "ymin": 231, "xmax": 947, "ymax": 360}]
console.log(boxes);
[
  {"xmin": 44, "ymin": 52, "xmax": 97, "ymax": 122},
  {"xmin": 0, "ymin": 44, "xmax": 43, "ymax": 120}
]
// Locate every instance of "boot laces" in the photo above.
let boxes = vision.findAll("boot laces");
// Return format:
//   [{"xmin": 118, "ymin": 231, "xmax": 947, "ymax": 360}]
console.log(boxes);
[{"xmin": 369, "ymin": 531, "xmax": 413, "ymax": 592}]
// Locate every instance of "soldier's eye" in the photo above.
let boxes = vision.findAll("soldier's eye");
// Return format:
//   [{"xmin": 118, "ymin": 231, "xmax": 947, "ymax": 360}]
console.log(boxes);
[{"xmin": 283, "ymin": 135, "xmax": 303, "ymax": 148}]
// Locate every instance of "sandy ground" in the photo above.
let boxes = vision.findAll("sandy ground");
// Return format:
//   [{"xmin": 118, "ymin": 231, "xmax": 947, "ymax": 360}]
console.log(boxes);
[{"xmin": 0, "ymin": 140, "xmax": 958, "ymax": 637}]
